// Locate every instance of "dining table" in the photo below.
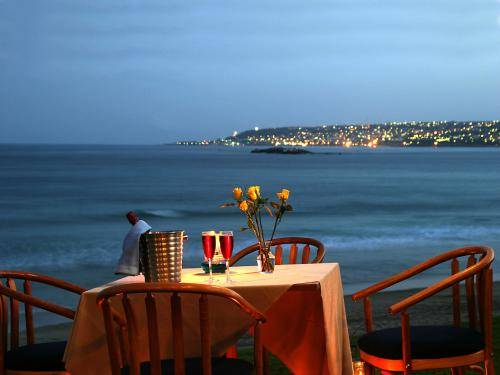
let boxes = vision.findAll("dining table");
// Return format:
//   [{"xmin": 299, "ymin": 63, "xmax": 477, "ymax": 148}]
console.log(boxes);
[{"xmin": 64, "ymin": 263, "xmax": 353, "ymax": 375}]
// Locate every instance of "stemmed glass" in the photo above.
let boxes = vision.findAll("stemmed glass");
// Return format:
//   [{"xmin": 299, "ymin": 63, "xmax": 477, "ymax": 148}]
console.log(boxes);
[
  {"xmin": 202, "ymin": 231, "xmax": 216, "ymax": 284},
  {"xmin": 219, "ymin": 231, "xmax": 234, "ymax": 283}
]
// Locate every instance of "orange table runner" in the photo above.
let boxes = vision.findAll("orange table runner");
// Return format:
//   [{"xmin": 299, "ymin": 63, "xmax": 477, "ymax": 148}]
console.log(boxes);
[{"xmin": 64, "ymin": 263, "xmax": 352, "ymax": 375}]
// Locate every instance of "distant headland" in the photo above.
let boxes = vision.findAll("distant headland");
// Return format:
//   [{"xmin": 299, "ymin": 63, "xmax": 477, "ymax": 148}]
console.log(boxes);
[{"xmin": 177, "ymin": 120, "xmax": 499, "ymax": 148}]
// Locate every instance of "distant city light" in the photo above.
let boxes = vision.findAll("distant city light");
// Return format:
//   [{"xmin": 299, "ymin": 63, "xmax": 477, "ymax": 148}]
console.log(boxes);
[{"xmin": 176, "ymin": 120, "xmax": 500, "ymax": 147}]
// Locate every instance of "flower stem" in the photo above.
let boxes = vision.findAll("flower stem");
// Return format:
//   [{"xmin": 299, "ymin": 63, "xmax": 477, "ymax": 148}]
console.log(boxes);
[
  {"xmin": 268, "ymin": 201, "xmax": 284, "ymax": 246},
  {"xmin": 257, "ymin": 208, "xmax": 266, "ymax": 251}
]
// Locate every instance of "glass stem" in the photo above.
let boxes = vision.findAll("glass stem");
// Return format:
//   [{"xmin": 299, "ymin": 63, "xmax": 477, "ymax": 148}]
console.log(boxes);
[
  {"xmin": 208, "ymin": 258, "xmax": 213, "ymax": 284},
  {"xmin": 226, "ymin": 259, "xmax": 230, "ymax": 283}
]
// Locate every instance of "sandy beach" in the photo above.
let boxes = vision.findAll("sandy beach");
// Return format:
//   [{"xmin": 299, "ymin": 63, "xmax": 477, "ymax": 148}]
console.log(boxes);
[{"xmin": 31, "ymin": 281, "xmax": 500, "ymax": 345}]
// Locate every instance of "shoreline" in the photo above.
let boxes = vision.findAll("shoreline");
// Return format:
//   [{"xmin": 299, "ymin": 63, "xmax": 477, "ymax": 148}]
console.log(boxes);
[
  {"xmin": 32, "ymin": 281, "xmax": 500, "ymax": 344},
  {"xmin": 172, "ymin": 143, "xmax": 500, "ymax": 148}
]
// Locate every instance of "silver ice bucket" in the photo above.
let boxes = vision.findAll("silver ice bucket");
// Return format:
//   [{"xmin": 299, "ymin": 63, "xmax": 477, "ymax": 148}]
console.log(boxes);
[{"xmin": 141, "ymin": 231, "xmax": 185, "ymax": 282}]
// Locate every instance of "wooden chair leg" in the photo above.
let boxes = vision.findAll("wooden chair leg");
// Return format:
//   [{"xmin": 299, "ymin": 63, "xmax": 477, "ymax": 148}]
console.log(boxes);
[
  {"xmin": 364, "ymin": 363, "xmax": 374, "ymax": 375},
  {"xmin": 452, "ymin": 367, "xmax": 464, "ymax": 375},
  {"xmin": 380, "ymin": 371, "xmax": 397, "ymax": 375},
  {"xmin": 485, "ymin": 359, "xmax": 494, "ymax": 375},
  {"xmin": 263, "ymin": 347, "xmax": 270, "ymax": 375}
]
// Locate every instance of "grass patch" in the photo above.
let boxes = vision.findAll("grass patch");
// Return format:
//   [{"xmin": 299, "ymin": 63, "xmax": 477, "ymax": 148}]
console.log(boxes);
[{"xmin": 239, "ymin": 316, "xmax": 500, "ymax": 374}]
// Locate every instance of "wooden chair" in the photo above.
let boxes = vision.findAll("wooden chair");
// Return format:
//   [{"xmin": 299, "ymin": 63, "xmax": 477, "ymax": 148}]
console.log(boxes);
[
  {"xmin": 229, "ymin": 237, "xmax": 325, "ymax": 266},
  {"xmin": 0, "ymin": 270, "xmax": 86, "ymax": 375},
  {"xmin": 96, "ymin": 282, "xmax": 267, "ymax": 375},
  {"xmin": 352, "ymin": 246, "xmax": 495, "ymax": 375}
]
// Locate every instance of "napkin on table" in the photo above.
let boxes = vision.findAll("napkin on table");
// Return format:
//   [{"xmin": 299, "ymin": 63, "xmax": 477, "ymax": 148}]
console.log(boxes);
[{"xmin": 115, "ymin": 220, "xmax": 152, "ymax": 275}]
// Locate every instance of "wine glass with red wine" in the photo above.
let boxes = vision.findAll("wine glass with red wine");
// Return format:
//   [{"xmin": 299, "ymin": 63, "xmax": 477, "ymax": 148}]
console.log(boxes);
[
  {"xmin": 219, "ymin": 231, "xmax": 234, "ymax": 283},
  {"xmin": 202, "ymin": 231, "xmax": 216, "ymax": 284}
]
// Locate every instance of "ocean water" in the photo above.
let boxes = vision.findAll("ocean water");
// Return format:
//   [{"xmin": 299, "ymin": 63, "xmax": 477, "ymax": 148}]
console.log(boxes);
[{"xmin": 1, "ymin": 144, "xmax": 500, "ymax": 325}]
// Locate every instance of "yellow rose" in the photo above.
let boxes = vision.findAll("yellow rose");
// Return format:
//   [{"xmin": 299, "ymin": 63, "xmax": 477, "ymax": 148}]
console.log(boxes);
[
  {"xmin": 277, "ymin": 189, "xmax": 290, "ymax": 201},
  {"xmin": 248, "ymin": 190, "xmax": 257, "ymax": 201},
  {"xmin": 233, "ymin": 187, "xmax": 243, "ymax": 200},
  {"xmin": 247, "ymin": 186, "xmax": 259, "ymax": 201},
  {"xmin": 281, "ymin": 189, "xmax": 290, "ymax": 200},
  {"xmin": 239, "ymin": 200, "xmax": 249, "ymax": 212}
]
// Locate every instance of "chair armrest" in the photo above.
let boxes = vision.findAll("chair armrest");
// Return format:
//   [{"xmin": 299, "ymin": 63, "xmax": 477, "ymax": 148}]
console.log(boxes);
[
  {"xmin": 0, "ymin": 270, "xmax": 86, "ymax": 295},
  {"xmin": 0, "ymin": 283, "xmax": 75, "ymax": 319},
  {"xmin": 389, "ymin": 259, "xmax": 488, "ymax": 314},
  {"xmin": 352, "ymin": 246, "xmax": 493, "ymax": 301},
  {"xmin": 351, "ymin": 268, "xmax": 416, "ymax": 301}
]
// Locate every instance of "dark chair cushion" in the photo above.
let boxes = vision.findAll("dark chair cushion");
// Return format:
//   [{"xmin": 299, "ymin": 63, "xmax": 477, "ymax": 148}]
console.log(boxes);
[
  {"xmin": 121, "ymin": 357, "xmax": 253, "ymax": 375},
  {"xmin": 358, "ymin": 325, "xmax": 484, "ymax": 359},
  {"xmin": 5, "ymin": 340, "xmax": 67, "ymax": 371}
]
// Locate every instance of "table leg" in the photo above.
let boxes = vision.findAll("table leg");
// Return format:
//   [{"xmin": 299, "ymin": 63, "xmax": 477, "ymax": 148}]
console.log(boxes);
[{"xmin": 263, "ymin": 347, "xmax": 270, "ymax": 375}]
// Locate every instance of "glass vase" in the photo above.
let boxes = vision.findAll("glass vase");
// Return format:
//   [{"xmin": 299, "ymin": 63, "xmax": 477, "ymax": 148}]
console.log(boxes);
[{"xmin": 256, "ymin": 251, "xmax": 275, "ymax": 274}]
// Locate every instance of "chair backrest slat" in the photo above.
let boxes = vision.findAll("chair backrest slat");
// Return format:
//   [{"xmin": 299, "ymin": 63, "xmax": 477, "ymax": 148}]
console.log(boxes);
[
  {"xmin": 477, "ymin": 271, "xmax": 485, "ymax": 333},
  {"xmin": 483, "ymin": 268, "xmax": 494, "ymax": 360},
  {"xmin": 116, "ymin": 324, "xmax": 128, "ymax": 372},
  {"xmin": 171, "ymin": 293, "xmax": 185, "ymax": 375},
  {"xmin": 199, "ymin": 294, "xmax": 211, "ymax": 375},
  {"xmin": 301, "ymin": 245, "xmax": 311, "ymax": 264},
  {"xmin": 122, "ymin": 295, "xmax": 139, "ymax": 375},
  {"xmin": 6, "ymin": 279, "xmax": 19, "ymax": 349},
  {"xmin": 466, "ymin": 255, "xmax": 477, "ymax": 329},
  {"xmin": 363, "ymin": 297, "xmax": 374, "ymax": 332},
  {"xmin": 229, "ymin": 237, "xmax": 325, "ymax": 267},
  {"xmin": 23, "ymin": 280, "xmax": 35, "ymax": 345},
  {"xmin": 102, "ymin": 298, "xmax": 121, "ymax": 375},
  {"xmin": 451, "ymin": 258, "xmax": 460, "ymax": 327},
  {"xmin": 253, "ymin": 322, "xmax": 263, "ymax": 375},
  {"xmin": 275, "ymin": 245, "xmax": 283, "ymax": 265},
  {"xmin": 401, "ymin": 312, "xmax": 411, "ymax": 370},
  {"xmin": 0, "ymin": 284, "xmax": 7, "ymax": 371},
  {"xmin": 289, "ymin": 244, "xmax": 298, "ymax": 264},
  {"xmin": 145, "ymin": 293, "xmax": 161, "ymax": 375}
]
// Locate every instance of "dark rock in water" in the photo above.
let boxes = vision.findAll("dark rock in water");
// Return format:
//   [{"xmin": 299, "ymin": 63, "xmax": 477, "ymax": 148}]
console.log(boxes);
[{"xmin": 251, "ymin": 147, "xmax": 314, "ymax": 154}]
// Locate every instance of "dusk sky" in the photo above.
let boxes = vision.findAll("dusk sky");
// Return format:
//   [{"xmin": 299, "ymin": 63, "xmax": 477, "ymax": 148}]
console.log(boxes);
[{"xmin": 1, "ymin": 0, "xmax": 499, "ymax": 144}]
